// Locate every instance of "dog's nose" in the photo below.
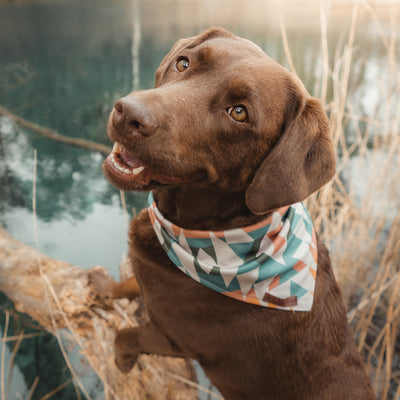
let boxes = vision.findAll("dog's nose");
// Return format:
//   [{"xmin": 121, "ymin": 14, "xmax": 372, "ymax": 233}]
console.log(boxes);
[{"xmin": 112, "ymin": 96, "xmax": 157, "ymax": 137}]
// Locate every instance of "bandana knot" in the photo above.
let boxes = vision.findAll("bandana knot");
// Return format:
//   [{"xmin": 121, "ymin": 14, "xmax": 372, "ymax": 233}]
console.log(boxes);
[{"xmin": 148, "ymin": 193, "xmax": 318, "ymax": 311}]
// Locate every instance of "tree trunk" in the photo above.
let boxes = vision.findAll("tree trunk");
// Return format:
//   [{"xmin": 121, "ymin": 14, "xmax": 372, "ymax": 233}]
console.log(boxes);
[{"xmin": 0, "ymin": 226, "xmax": 197, "ymax": 400}]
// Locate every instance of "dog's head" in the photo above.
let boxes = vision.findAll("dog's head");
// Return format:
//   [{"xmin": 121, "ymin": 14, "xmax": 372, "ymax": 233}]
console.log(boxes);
[{"xmin": 103, "ymin": 28, "xmax": 335, "ymax": 214}]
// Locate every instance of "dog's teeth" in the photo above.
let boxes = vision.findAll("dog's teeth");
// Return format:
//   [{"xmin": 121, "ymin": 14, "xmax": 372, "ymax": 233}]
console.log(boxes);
[
  {"xmin": 109, "ymin": 148, "xmax": 144, "ymax": 175},
  {"xmin": 112, "ymin": 142, "xmax": 122, "ymax": 154},
  {"xmin": 132, "ymin": 166, "xmax": 145, "ymax": 175}
]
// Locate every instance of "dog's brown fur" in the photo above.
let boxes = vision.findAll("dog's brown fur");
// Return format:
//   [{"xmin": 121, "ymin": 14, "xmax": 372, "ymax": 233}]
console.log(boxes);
[{"xmin": 92, "ymin": 28, "xmax": 376, "ymax": 399}]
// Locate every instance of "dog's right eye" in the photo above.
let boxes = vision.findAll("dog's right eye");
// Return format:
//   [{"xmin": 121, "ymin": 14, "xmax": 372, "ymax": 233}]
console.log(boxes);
[
  {"xmin": 228, "ymin": 105, "xmax": 248, "ymax": 122},
  {"xmin": 175, "ymin": 57, "xmax": 189, "ymax": 72}
]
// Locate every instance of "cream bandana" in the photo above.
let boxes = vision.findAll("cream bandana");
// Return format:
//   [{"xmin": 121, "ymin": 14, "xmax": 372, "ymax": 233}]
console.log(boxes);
[{"xmin": 148, "ymin": 193, "xmax": 318, "ymax": 311}]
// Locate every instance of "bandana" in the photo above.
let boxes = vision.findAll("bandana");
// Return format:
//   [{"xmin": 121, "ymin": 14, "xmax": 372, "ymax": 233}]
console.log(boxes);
[{"xmin": 148, "ymin": 193, "xmax": 318, "ymax": 311}]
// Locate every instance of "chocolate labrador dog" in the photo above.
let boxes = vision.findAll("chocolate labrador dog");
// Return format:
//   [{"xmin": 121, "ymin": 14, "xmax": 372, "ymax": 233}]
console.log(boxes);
[{"xmin": 92, "ymin": 28, "xmax": 375, "ymax": 399}]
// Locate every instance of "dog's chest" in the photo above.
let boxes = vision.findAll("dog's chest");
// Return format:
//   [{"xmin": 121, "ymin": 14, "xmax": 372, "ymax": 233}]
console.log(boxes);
[{"xmin": 129, "ymin": 218, "xmax": 205, "ymax": 320}]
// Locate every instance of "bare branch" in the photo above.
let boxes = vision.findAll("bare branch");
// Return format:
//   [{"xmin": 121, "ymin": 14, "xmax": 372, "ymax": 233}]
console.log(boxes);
[{"xmin": 0, "ymin": 105, "xmax": 111, "ymax": 155}]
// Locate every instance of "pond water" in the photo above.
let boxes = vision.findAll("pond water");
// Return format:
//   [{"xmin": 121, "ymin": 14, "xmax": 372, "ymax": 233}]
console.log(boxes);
[{"xmin": 0, "ymin": 0, "xmax": 399, "ymax": 398}]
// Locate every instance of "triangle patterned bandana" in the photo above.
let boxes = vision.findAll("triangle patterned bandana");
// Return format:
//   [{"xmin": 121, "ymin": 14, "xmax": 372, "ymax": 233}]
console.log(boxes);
[{"xmin": 148, "ymin": 193, "xmax": 318, "ymax": 311}]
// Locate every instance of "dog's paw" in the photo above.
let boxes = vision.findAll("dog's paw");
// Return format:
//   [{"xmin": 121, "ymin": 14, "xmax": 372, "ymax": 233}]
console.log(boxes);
[
  {"xmin": 115, "ymin": 352, "xmax": 139, "ymax": 373},
  {"xmin": 114, "ymin": 328, "xmax": 140, "ymax": 373},
  {"xmin": 88, "ymin": 269, "xmax": 117, "ymax": 300}
]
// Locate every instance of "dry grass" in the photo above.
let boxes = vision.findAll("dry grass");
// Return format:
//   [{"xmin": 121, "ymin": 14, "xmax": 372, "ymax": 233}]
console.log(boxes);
[{"xmin": 301, "ymin": 1, "xmax": 400, "ymax": 399}]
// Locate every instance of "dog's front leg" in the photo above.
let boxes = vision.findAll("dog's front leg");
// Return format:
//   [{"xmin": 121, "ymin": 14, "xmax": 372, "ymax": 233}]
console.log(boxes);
[{"xmin": 115, "ymin": 321, "xmax": 186, "ymax": 373}]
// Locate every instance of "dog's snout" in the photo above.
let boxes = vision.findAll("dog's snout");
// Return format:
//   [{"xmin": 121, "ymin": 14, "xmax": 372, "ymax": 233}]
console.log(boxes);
[{"xmin": 112, "ymin": 97, "xmax": 157, "ymax": 137}]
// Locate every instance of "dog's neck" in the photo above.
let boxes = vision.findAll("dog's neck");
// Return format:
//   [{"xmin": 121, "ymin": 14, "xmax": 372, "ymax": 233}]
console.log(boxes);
[{"xmin": 152, "ymin": 187, "xmax": 268, "ymax": 231}]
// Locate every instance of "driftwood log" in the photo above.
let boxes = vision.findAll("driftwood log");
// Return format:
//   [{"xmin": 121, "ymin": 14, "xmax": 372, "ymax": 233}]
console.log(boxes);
[{"xmin": 0, "ymin": 226, "xmax": 199, "ymax": 399}]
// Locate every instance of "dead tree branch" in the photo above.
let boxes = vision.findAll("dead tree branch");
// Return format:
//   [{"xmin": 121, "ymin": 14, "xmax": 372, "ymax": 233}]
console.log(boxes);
[{"xmin": 0, "ymin": 105, "xmax": 111, "ymax": 155}]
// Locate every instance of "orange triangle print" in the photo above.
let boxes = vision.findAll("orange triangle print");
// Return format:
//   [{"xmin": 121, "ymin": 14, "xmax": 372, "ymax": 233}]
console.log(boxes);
[
  {"xmin": 269, "ymin": 276, "xmax": 280, "ymax": 291},
  {"xmin": 293, "ymin": 260, "xmax": 307, "ymax": 272},
  {"xmin": 272, "ymin": 235, "xmax": 286, "ymax": 255}
]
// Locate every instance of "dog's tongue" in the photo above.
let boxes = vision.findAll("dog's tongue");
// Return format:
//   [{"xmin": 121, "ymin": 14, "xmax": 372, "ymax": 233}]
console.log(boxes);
[{"xmin": 120, "ymin": 147, "xmax": 143, "ymax": 169}]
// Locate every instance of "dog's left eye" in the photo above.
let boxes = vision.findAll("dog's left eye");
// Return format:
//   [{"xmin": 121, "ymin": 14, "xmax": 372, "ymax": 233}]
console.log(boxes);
[
  {"xmin": 175, "ymin": 57, "xmax": 189, "ymax": 72},
  {"xmin": 228, "ymin": 105, "xmax": 248, "ymax": 122}
]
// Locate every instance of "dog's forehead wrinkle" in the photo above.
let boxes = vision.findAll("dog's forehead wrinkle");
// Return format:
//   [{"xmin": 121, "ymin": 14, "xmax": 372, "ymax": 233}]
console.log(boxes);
[
  {"xmin": 184, "ymin": 27, "xmax": 235, "ymax": 50},
  {"xmin": 222, "ymin": 65, "xmax": 285, "ymax": 106},
  {"xmin": 226, "ymin": 78, "xmax": 254, "ymax": 100},
  {"xmin": 185, "ymin": 35, "xmax": 265, "ymax": 63},
  {"xmin": 196, "ymin": 45, "xmax": 215, "ymax": 62}
]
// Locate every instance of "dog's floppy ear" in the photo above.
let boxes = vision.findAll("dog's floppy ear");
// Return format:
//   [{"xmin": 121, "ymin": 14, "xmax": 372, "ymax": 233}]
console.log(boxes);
[{"xmin": 245, "ymin": 97, "xmax": 336, "ymax": 214}]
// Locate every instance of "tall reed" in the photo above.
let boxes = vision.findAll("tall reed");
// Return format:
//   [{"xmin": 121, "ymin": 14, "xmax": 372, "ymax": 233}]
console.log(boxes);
[{"xmin": 299, "ymin": 2, "xmax": 400, "ymax": 398}]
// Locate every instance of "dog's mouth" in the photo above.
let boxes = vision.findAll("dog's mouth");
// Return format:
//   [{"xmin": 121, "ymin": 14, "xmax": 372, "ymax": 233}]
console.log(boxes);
[{"xmin": 103, "ymin": 142, "xmax": 204, "ymax": 190}]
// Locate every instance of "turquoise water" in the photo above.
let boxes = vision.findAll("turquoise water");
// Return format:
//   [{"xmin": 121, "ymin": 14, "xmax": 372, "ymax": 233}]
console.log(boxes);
[{"xmin": 0, "ymin": 0, "xmax": 398, "ymax": 398}]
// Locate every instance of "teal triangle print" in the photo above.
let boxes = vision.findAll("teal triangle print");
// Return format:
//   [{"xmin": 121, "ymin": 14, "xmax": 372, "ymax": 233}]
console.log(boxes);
[{"xmin": 290, "ymin": 281, "xmax": 309, "ymax": 299}]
